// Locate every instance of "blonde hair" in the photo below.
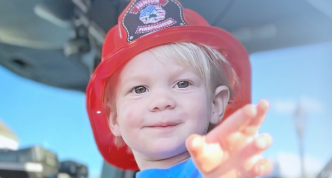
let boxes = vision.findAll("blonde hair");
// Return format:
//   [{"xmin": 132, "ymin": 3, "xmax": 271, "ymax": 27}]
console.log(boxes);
[{"xmin": 103, "ymin": 42, "xmax": 238, "ymax": 148}]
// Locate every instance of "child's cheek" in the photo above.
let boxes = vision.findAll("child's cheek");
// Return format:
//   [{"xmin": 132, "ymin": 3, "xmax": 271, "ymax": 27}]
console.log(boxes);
[
  {"xmin": 125, "ymin": 110, "xmax": 136, "ymax": 123},
  {"xmin": 183, "ymin": 91, "xmax": 209, "ymax": 109},
  {"xmin": 119, "ymin": 101, "xmax": 143, "ymax": 128}
]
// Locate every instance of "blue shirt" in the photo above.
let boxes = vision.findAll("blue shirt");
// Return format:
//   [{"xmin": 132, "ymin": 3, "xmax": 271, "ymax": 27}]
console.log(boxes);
[{"xmin": 136, "ymin": 158, "xmax": 202, "ymax": 178}]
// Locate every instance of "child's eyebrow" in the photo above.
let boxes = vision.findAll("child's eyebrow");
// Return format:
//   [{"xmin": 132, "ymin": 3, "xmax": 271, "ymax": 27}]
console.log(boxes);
[
  {"xmin": 120, "ymin": 75, "xmax": 149, "ymax": 86},
  {"xmin": 120, "ymin": 68, "xmax": 200, "ymax": 85}
]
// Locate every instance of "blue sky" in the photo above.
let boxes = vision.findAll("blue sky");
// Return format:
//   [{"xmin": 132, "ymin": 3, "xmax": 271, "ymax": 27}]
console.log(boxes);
[{"xmin": 0, "ymin": 42, "xmax": 331, "ymax": 178}]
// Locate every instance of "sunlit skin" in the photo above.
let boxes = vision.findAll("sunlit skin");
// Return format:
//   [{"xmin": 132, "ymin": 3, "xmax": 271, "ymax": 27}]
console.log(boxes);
[
  {"xmin": 109, "ymin": 50, "xmax": 273, "ymax": 177},
  {"xmin": 186, "ymin": 101, "xmax": 273, "ymax": 178}
]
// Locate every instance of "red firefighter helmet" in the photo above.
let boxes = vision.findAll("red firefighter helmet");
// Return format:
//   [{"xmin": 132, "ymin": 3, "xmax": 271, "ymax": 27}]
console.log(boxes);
[{"xmin": 86, "ymin": 0, "xmax": 251, "ymax": 170}]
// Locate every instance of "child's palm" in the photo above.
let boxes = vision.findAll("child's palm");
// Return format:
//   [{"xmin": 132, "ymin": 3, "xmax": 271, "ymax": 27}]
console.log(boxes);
[{"xmin": 186, "ymin": 100, "xmax": 273, "ymax": 178}]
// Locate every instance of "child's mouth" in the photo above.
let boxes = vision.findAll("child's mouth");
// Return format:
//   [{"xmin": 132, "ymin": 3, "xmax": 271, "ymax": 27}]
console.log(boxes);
[
  {"xmin": 145, "ymin": 122, "xmax": 181, "ymax": 130},
  {"xmin": 150, "ymin": 125, "xmax": 178, "ymax": 128}
]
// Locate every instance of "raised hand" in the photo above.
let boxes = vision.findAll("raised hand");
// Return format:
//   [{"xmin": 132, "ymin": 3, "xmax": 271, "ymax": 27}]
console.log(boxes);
[{"xmin": 186, "ymin": 100, "xmax": 273, "ymax": 178}]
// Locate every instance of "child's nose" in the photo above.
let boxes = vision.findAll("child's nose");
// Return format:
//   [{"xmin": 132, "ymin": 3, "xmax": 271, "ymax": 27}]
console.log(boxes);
[{"xmin": 148, "ymin": 91, "xmax": 176, "ymax": 112}]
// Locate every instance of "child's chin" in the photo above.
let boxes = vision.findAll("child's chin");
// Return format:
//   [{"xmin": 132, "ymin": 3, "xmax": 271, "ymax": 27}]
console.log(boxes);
[{"xmin": 143, "ymin": 139, "xmax": 187, "ymax": 159}]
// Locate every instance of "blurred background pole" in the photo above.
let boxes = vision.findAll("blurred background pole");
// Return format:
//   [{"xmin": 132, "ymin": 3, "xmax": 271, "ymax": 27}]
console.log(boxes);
[{"xmin": 293, "ymin": 100, "xmax": 307, "ymax": 178}]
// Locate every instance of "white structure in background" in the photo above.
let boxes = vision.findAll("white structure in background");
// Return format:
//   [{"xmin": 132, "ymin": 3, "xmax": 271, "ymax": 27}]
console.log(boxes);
[
  {"xmin": 259, "ymin": 153, "xmax": 324, "ymax": 178},
  {"xmin": 293, "ymin": 100, "xmax": 307, "ymax": 178},
  {"xmin": 316, "ymin": 158, "xmax": 332, "ymax": 178},
  {"xmin": 0, "ymin": 119, "xmax": 19, "ymax": 150},
  {"xmin": 277, "ymin": 153, "xmax": 324, "ymax": 178}
]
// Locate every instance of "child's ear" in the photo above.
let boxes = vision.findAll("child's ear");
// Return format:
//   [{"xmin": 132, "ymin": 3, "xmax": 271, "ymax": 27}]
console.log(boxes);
[
  {"xmin": 210, "ymin": 85, "xmax": 230, "ymax": 124},
  {"xmin": 108, "ymin": 111, "xmax": 121, "ymax": 137}
]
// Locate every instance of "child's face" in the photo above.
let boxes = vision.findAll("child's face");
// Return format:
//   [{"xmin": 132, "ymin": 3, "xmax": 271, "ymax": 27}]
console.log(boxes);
[{"xmin": 110, "ymin": 50, "xmax": 213, "ymax": 160}]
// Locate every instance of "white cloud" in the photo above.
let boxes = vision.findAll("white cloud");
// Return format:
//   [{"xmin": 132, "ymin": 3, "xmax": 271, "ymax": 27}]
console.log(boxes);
[
  {"xmin": 276, "ymin": 152, "xmax": 324, "ymax": 178},
  {"xmin": 273, "ymin": 99, "xmax": 296, "ymax": 114},
  {"xmin": 272, "ymin": 97, "xmax": 325, "ymax": 114}
]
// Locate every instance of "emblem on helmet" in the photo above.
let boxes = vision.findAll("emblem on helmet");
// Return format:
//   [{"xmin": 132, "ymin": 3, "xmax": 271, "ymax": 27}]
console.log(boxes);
[
  {"xmin": 139, "ymin": 5, "xmax": 166, "ymax": 24},
  {"xmin": 123, "ymin": 0, "xmax": 187, "ymax": 42}
]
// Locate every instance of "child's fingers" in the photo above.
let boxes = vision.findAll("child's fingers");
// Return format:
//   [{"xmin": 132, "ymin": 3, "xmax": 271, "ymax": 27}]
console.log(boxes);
[
  {"xmin": 244, "ymin": 134, "xmax": 273, "ymax": 177},
  {"xmin": 207, "ymin": 100, "xmax": 269, "ymax": 143},
  {"xmin": 242, "ymin": 133, "xmax": 272, "ymax": 166},
  {"xmin": 253, "ymin": 158, "xmax": 273, "ymax": 176},
  {"xmin": 186, "ymin": 135, "xmax": 205, "ymax": 158},
  {"xmin": 206, "ymin": 103, "xmax": 257, "ymax": 142},
  {"xmin": 254, "ymin": 133, "xmax": 273, "ymax": 151},
  {"xmin": 186, "ymin": 134, "xmax": 224, "ymax": 173},
  {"xmin": 247, "ymin": 100, "xmax": 270, "ymax": 133},
  {"xmin": 239, "ymin": 100, "xmax": 270, "ymax": 136}
]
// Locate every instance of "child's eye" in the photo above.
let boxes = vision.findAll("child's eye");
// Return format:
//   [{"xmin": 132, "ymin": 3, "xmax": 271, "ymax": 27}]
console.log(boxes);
[
  {"xmin": 131, "ymin": 86, "xmax": 148, "ymax": 94},
  {"xmin": 176, "ymin": 81, "xmax": 190, "ymax": 88}
]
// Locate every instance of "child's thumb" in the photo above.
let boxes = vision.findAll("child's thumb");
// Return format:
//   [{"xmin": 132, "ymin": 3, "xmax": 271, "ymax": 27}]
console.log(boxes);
[{"xmin": 186, "ymin": 134, "xmax": 224, "ymax": 173}]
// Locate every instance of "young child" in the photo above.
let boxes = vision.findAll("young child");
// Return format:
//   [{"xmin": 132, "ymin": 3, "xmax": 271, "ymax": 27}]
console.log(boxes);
[{"xmin": 86, "ymin": 0, "xmax": 273, "ymax": 177}]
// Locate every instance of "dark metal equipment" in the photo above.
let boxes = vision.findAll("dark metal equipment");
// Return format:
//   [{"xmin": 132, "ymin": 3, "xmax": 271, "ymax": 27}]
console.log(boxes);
[{"xmin": 0, "ymin": 146, "xmax": 59, "ymax": 178}]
